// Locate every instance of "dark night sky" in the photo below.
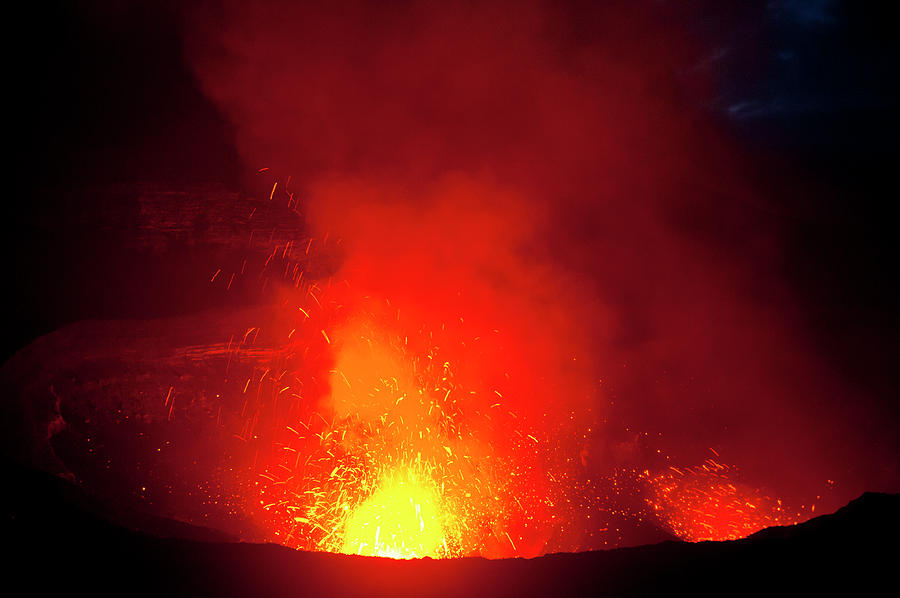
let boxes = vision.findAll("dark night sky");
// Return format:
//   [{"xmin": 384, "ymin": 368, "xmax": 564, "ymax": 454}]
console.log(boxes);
[{"xmin": 5, "ymin": 0, "xmax": 899, "ymax": 503}]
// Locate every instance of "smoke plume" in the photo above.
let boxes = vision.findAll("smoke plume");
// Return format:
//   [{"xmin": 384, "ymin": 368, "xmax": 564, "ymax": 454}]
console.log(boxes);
[{"xmin": 181, "ymin": 0, "xmax": 892, "ymax": 536}]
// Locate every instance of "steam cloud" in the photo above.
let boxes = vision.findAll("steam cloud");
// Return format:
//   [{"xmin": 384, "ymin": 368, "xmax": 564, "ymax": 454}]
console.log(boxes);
[{"xmin": 181, "ymin": 0, "xmax": 890, "ymax": 521}]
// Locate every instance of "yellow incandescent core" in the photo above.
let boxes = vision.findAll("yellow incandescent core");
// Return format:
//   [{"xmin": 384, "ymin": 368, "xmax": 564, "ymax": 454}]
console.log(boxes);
[{"xmin": 341, "ymin": 470, "xmax": 448, "ymax": 559}]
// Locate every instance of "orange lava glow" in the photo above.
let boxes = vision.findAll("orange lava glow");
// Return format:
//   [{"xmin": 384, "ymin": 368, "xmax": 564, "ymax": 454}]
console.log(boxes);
[
  {"xmin": 341, "ymin": 468, "xmax": 449, "ymax": 558},
  {"xmin": 643, "ymin": 460, "xmax": 814, "ymax": 542},
  {"xmin": 241, "ymin": 279, "xmax": 814, "ymax": 557},
  {"xmin": 216, "ymin": 187, "xmax": 815, "ymax": 558},
  {"xmin": 247, "ymin": 280, "xmax": 549, "ymax": 558}
]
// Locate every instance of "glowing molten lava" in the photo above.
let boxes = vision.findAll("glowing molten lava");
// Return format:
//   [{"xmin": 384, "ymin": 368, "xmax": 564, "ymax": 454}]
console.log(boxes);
[
  {"xmin": 341, "ymin": 468, "xmax": 449, "ymax": 558},
  {"xmin": 220, "ymin": 234, "xmax": 816, "ymax": 558},
  {"xmin": 192, "ymin": 175, "xmax": 823, "ymax": 557},
  {"xmin": 643, "ymin": 460, "xmax": 814, "ymax": 542},
  {"xmin": 247, "ymin": 281, "xmax": 549, "ymax": 558}
]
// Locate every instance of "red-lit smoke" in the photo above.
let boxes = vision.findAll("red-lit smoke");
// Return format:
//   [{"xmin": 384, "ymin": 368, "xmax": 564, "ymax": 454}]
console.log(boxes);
[{"xmin": 178, "ymin": 0, "xmax": 894, "ymax": 553}]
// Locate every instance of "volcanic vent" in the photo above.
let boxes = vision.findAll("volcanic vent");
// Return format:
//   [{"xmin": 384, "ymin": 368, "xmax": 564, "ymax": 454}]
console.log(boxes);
[{"xmin": 5, "ymin": 0, "xmax": 898, "ymax": 562}]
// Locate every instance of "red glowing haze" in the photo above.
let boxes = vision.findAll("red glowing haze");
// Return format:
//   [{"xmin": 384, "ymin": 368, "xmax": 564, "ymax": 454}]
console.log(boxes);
[{"xmin": 72, "ymin": 0, "xmax": 893, "ymax": 556}]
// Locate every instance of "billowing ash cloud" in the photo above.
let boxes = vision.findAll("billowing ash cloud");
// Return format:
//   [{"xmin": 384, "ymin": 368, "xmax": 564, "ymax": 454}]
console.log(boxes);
[{"xmin": 180, "ymin": 0, "xmax": 891, "ymax": 518}]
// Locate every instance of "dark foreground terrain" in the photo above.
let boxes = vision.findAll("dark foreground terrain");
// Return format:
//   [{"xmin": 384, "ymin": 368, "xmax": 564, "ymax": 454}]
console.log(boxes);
[{"xmin": 4, "ymin": 459, "xmax": 897, "ymax": 597}]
